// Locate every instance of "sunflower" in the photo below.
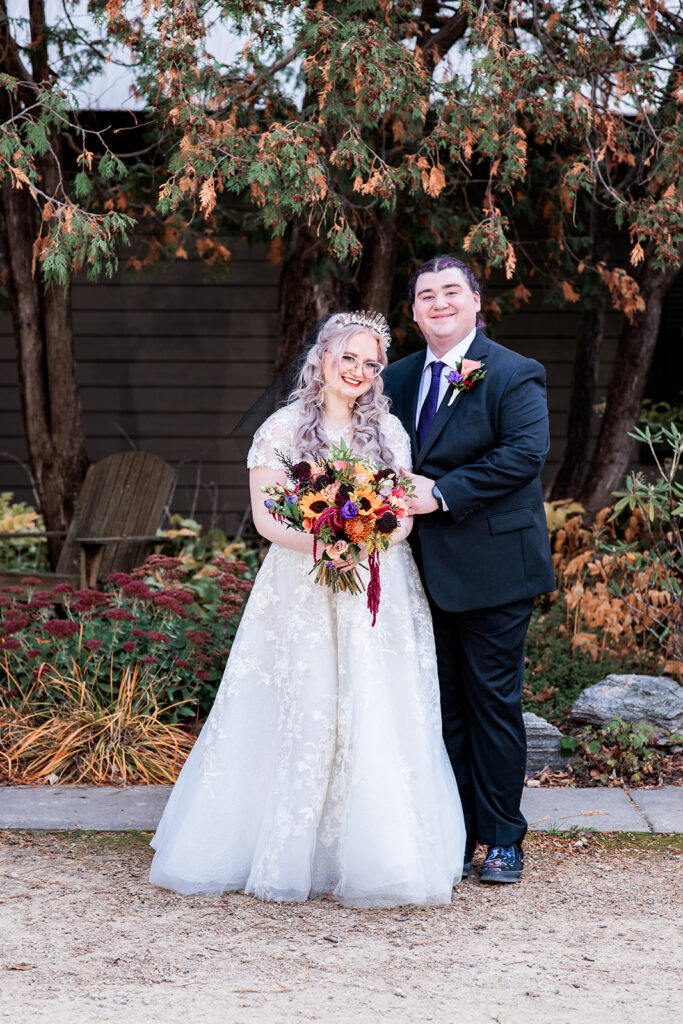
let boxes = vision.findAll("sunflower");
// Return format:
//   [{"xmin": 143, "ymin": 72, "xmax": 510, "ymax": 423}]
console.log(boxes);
[
  {"xmin": 299, "ymin": 492, "xmax": 330, "ymax": 519},
  {"xmin": 352, "ymin": 485, "xmax": 383, "ymax": 516}
]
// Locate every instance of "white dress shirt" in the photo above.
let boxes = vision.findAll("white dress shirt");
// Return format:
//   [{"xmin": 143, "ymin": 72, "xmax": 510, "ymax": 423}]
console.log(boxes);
[
  {"xmin": 415, "ymin": 327, "xmax": 477, "ymax": 426},
  {"xmin": 415, "ymin": 327, "xmax": 477, "ymax": 511}
]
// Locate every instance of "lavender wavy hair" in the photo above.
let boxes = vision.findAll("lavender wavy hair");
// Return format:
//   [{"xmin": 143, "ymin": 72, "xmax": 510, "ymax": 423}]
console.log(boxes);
[
  {"xmin": 408, "ymin": 255, "xmax": 486, "ymax": 330},
  {"xmin": 288, "ymin": 314, "xmax": 395, "ymax": 466}
]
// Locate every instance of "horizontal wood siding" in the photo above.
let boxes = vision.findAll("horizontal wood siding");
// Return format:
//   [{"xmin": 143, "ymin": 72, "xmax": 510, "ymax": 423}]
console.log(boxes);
[{"xmin": 0, "ymin": 243, "xmax": 621, "ymax": 535}]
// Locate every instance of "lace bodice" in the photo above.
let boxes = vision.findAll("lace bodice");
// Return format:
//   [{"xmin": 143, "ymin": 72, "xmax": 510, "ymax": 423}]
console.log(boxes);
[{"xmin": 246, "ymin": 401, "xmax": 412, "ymax": 472}]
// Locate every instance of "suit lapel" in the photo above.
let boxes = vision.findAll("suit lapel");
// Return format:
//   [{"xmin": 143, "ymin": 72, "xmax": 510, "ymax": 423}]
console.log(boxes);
[{"xmin": 414, "ymin": 331, "xmax": 491, "ymax": 471}]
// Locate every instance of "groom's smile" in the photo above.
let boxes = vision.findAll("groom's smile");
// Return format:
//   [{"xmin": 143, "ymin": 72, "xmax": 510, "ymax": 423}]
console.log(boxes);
[{"xmin": 412, "ymin": 266, "xmax": 481, "ymax": 357}]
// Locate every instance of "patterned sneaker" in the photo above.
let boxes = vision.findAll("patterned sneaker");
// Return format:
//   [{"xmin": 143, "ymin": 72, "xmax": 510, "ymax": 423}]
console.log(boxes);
[{"xmin": 479, "ymin": 844, "xmax": 524, "ymax": 883}]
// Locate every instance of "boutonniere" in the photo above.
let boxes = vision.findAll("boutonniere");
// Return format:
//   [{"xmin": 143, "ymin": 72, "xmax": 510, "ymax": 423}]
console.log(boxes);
[{"xmin": 447, "ymin": 359, "xmax": 487, "ymax": 405}]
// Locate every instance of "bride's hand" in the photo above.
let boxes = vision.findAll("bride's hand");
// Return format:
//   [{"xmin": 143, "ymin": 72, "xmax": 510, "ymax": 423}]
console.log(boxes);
[{"xmin": 329, "ymin": 545, "xmax": 369, "ymax": 572}]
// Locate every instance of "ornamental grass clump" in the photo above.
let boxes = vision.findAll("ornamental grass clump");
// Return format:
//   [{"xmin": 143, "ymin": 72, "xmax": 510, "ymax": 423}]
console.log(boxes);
[
  {"xmin": 0, "ymin": 660, "xmax": 194, "ymax": 785},
  {"xmin": 0, "ymin": 552, "xmax": 253, "ymax": 726}
]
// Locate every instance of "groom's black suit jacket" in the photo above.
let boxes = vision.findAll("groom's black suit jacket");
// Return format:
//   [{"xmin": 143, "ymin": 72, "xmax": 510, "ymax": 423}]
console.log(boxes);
[{"xmin": 383, "ymin": 330, "xmax": 556, "ymax": 613}]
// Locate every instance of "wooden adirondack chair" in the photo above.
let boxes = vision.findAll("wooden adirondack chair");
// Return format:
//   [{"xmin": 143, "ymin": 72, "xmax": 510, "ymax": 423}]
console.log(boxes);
[{"xmin": 0, "ymin": 452, "xmax": 175, "ymax": 590}]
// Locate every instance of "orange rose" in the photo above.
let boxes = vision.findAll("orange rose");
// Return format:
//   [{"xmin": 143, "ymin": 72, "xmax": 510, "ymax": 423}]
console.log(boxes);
[{"xmin": 460, "ymin": 358, "xmax": 482, "ymax": 377}]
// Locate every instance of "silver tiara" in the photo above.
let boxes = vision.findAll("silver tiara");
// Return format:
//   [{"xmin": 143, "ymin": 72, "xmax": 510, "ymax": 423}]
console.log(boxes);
[{"xmin": 336, "ymin": 310, "xmax": 392, "ymax": 351}]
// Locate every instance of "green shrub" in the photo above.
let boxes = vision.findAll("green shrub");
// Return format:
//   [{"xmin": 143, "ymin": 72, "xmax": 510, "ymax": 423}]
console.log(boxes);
[
  {"xmin": 0, "ymin": 493, "xmax": 49, "ymax": 572},
  {"xmin": 562, "ymin": 717, "xmax": 680, "ymax": 786}
]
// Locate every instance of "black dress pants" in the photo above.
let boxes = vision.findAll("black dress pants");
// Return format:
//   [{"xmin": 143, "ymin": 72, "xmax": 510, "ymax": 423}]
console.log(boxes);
[{"xmin": 429, "ymin": 596, "xmax": 534, "ymax": 850}]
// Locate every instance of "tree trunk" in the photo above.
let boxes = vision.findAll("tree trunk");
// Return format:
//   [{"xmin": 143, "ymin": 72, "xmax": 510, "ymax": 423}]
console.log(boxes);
[
  {"xmin": 0, "ymin": 182, "xmax": 88, "ymax": 567},
  {"xmin": 358, "ymin": 199, "xmax": 403, "ymax": 315},
  {"xmin": 549, "ymin": 202, "xmax": 610, "ymax": 500},
  {"xmin": 549, "ymin": 284, "xmax": 607, "ymax": 499},
  {"xmin": 578, "ymin": 253, "xmax": 683, "ymax": 514},
  {"xmin": 275, "ymin": 220, "xmax": 347, "ymax": 371}
]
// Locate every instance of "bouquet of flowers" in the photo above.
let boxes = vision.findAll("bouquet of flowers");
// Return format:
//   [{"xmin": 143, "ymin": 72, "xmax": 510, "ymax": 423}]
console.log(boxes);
[{"xmin": 261, "ymin": 440, "xmax": 414, "ymax": 625}]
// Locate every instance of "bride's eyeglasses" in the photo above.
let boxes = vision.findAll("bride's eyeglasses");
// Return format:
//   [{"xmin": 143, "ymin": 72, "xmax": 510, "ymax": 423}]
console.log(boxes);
[{"xmin": 339, "ymin": 353, "xmax": 384, "ymax": 379}]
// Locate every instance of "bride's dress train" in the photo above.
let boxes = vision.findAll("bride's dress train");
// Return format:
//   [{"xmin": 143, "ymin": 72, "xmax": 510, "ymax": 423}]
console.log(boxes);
[{"xmin": 149, "ymin": 406, "xmax": 465, "ymax": 906}]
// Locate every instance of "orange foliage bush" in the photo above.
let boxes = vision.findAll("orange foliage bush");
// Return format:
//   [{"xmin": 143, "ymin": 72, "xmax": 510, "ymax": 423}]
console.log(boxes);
[{"xmin": 546, "ymin": 506, "xmax": 679, "ymax": 678}]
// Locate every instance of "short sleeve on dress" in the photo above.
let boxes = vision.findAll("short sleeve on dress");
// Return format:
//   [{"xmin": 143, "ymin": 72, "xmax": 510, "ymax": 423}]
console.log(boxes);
[{"xmin": 246, "ymin": 407, "xmax": 295, "ymax": 471}]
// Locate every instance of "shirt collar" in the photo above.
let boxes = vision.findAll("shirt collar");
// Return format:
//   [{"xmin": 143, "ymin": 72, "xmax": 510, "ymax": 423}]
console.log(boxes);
[{"xmin": 422, "ymin": 327, "xmax": 477, "ymax": 373}]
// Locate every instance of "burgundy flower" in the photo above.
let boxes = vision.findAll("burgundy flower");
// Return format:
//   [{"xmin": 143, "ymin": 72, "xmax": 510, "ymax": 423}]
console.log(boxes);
[
  {"xmin": 106, "ymin": 608, "xmax": 135, "ymax": 622},
  {"xmin": 376, "ymin": 511, "xmax": 399, "ymax": 534},
  {"xmin": 142, "ymin": 656, "xmax": 159, "ymax": 664},
  {"xmin": 26, "ymin": 648, "xmax": 41, "ymax": 658},
  {"xmin": 152, "ymin": 592, "xmax": 188, "ymax": 617},
  {"xmin": 44, "ymin": 619, "xmax": 79, "ymax": 638},
  {"xmin": 175, "ymin": 658, "xmax": 190, "ymax": 668},
  {"xmin": 72, "ymin": 590, "xmax": 111, "ymax": 613},
  {"xmin": 106, "ymin": 572, "xmax": 133, "ymax": 586},
  {"xmin": 147, "ymin": 631, "xmax": 171, "ymax": 643},
  {"xmin": 196, "ymin": 669, "xmax": 209, "ymax": 681},
  {"xmin": 131, "ymin": 629, "xmax": 146, "ymax": 638},
  {"xmin": 122, "ymin": 641, "xmax": 136, "ymax": 652},
  {"xmin": 194, "ymin": 652, "xmax": 212, "ymax": 665},
  {"xmin": 52, "ymin": 583, "xmax": 74, "ymax": 594},
  {"xmin": 292, "ymin": 461, "xmax": 312, "ymax": 482},
  {"xmin": 122, "ymin": 581, "xmax": 152, "ymax": 599},
  {"xmin": 0, "ymin": 637, "xmax": 21, "ymax": 650},
  {"xmin": 185, "ymin": 629, "xmax": 209, "ymax": 646},
  {"xmin": 26, "ymin": 596, "xmax": 55, "ymax": 610},
  {"xmin": 135, "ymin": 554, "xmax": 183, "ymax": 574},
  {"xmin": 20, "ymin": 576, "xmax": 41, "ymax": 585},
  {"xmin": 3, "ymin": 616, "xmax": 29, "ymax": 633},
  {"xmin": 84, "ymin": 639, "xmax": 103, "ymax": 651}
]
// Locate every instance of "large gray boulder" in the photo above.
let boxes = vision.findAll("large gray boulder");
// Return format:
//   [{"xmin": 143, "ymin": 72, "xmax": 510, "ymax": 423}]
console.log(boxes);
[
  {"xmin": 568, "ymin": 675, "xmax": 683, "ymax": 733},
  {"xmin": 523, "ymin": 712, "xmax": 568, "ymax": 773}
]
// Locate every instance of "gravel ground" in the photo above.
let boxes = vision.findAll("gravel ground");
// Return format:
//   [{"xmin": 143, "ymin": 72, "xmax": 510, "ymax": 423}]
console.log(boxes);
[{"xmin": 1, "ymin": 830, "xmax": 681, "ymax": 1024}]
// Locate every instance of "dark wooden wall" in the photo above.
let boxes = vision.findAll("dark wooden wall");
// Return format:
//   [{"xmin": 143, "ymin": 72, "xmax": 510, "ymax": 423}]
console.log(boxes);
[{"xmin": 1, "ymin": 241, "xmax": 622, "ymax": 535}]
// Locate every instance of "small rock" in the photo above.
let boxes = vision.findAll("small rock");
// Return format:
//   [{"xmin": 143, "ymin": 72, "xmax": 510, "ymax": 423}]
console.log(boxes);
[
  {"xmin": 523, "ymin": 712, "xmax": 568, "ymax": 773},
  {"xmin": 393, "ymin": 989, "xmax": 406, "ymax": 998},
  {"xmin": 568, "ymin": 674, "xmax": 683, "ymax": 732}
]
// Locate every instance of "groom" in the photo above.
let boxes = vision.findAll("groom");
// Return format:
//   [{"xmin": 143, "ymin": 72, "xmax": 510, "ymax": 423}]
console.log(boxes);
[{"xmin": 383, "ymin": 256, "xmax": 555, "ymax": 883}]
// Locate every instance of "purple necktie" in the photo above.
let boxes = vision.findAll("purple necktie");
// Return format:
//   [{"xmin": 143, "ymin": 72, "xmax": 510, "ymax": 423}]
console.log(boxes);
[{"xmin": 417, "ymin": 361, "xmax": 445, "ymax": 449}]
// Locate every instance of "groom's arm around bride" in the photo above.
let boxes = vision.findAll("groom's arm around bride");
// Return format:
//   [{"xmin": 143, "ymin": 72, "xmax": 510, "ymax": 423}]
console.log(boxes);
[{"xmin": 383, "ymin": 255, "xmax": 556, "ymax": 883}]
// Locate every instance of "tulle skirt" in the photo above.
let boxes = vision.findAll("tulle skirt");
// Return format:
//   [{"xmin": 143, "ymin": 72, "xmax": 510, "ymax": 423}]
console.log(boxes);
[{"xmin": 149, "ymin": 542, "xmax": 465, "ymax": 907}]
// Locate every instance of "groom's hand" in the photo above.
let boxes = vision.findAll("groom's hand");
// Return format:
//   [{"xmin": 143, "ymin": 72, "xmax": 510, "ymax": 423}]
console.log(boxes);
[{"xmin": 406, "ymin": 474, "xmax": 440, "ymax": 514}]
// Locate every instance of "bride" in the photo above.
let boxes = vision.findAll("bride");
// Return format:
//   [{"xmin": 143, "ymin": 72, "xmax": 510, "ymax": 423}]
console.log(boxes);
[{"xmin": 149, "ymin": 311, "xmax": 465, "ymax": 907}]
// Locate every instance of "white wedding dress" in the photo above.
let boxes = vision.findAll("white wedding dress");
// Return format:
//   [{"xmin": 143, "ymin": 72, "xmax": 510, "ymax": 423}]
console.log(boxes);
[{"xmin": 149, "ymin": 402, "xmax": 465, "ymax": 906}]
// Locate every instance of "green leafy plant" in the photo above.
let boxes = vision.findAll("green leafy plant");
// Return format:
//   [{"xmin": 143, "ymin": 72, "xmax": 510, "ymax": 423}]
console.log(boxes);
[
  {"xmin": 0, "ymin": 493, "xmax": 49, "ymax": 572},
  {"xmin": 567, "ymin": 717, "xmax": 680, "ymax": 786}
]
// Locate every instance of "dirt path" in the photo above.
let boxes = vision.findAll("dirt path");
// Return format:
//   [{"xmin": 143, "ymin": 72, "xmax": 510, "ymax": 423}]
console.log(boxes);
[{"xmin": 1, "ymin": 831, "xmax": 680, "ymax": 1024}]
